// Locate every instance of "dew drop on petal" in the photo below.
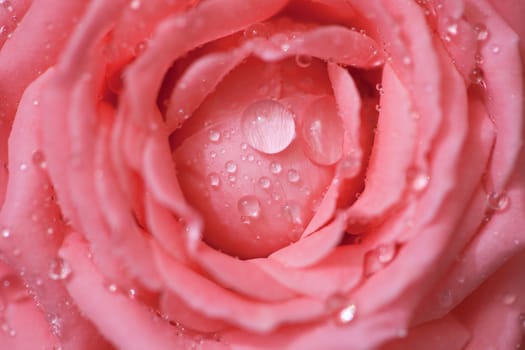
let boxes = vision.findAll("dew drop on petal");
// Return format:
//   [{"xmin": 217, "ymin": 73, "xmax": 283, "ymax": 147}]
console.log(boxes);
[
  {"xmin": 336, "ymin": 304, "xmax": 356, "ymax": 325},
  {"xmin": 241, "ymin": 100, "xmax": 296, "ymax": 154},
  {"xmin": 107, "ymin": 284, "xmax": 118, "ymax": 293},
  {"xmin": 474, "ymin": 23, "xmax": 489, "ymax": 41},
  {"xmin": 282, "ymin": 202, "xmax": 303, "ymax": 225},
  {"xmin": 269, "ymin": 161, "xmax": 282, "ymax": 174},
  {"xmin": 487, "ymin": 192, "xmax": 509, "ymax": 211},
  {"xmin": 237, "ymin": 195, "xmax": 261, "ymax": 219},
  {"xmin": 502, "ymin": 292, "xmax": 516, "ymax": 305},
  {"xmin": 225, "ymin": 161, "xmax": 237, "ymax": 174},
  {"xmin": 301, "ymin": 97, "xmax": 344, "ymax": 166},
  {"xmin": 208, "ymin": 173, "xmax": 220, "ymax": 188},
  {"xmin": 295, "ymin": 54, "xmax": 312, "ymax": 68},
  {"xmin": 407, "ymin": 168, "xmax": 429, "ymax": 192},
  {"xmin": 48, "ymin": 258, "xmax": 72, "ymax": 281},
  {"xmin": 258, "ymin": 176, "xmax": 271, "ymax": 189},
  {"xmin": 1, "ymin": 228, "xmax": 10, "ymax": 238},
  {"xmin": 208, "ymin": 129, "xmax": 221, "ymax": 143},
  {"xmin": 377, "ymin": 244, "xmax": 396, "ymax": 264},
  {"xmin": 287, "ymin": 169, "xmax": 300, "ymax": 183}
]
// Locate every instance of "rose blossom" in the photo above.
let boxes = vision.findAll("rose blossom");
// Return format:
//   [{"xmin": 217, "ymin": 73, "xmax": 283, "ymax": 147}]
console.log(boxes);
[{"xmin": 0, "ymin": 0, "xmax": 524, "ymax": 349}]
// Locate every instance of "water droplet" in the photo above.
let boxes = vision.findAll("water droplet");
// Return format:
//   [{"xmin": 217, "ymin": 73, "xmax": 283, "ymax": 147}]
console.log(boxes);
[
  {"xmin": 487, "ymin": 192, "xmax": 509, "ymax": 211},
  {"xmin": 282, "ymin": 202, "xmax": 303, "ymax": 225},
  {"xmin": 407, "ymin": 169, "xmax": 429, "ymax": 191},
  {"xmin": 402, "ymin": 56, "xmax": 412, "ymax": 65},
  {"xmin": 377, "ymin": 244, "xmax": 396, "ymax": 264},
  {"xmin": 301, "ymin": 97, "xmax": 344, "ymax": 166},
  {"xmin": 1, "ymin": 228, "xmax": 10, "ymax": 238},
  {"xmin": 209, "ymin": 151, "xmax": 217, "ymax": 159},
  {"xmin": 238, "ymin": 195, "xmax": 261, "ymax": 219},
  {"xmin": 225, "ymin": 161, "xmax": 237, "ymax": 173},
  {"xmin": 19, "ymin": 163, "xmax": 28, "ymax": 171},
  {"xmin": 107, "ymin": 283, "xmax": 118, "ymax": 293},
  {"xmin": 337, "ymin": 304, "xmax": 356, "ymax": 325},
  {"xmin": 470, "ymin": 68, "xmax": 486, "ymax": 89},
  {"xmin": 247, "ymin": 154, "xmax": 255, "ymax": 162},
  {"xmin": 375, "ymin": 83, "xmax": 384, "ymax": 95},
  {"xmin": 208, "ymin": 129, "xmax": 220, "ymax": 142},
  {"xmin": 474, "ymin": 23, "xmax": 489, "ymax": 41},
  {"xmin": 32, "ymin": 150, "xmax": 47, "ymax": 169},
  {"xmin": 270, "ymin": 161, "xmax": 282, "ymax": 174},
  {"xmin": 491, "ymin": 45, "xmax": 500, "ymax": 54},
  {"xmin": 287, "ymin": 169, "xmax": 300, "ymax": 183},
  {"xmin": 295, "ymin": 54, "xmax": 312, "ymax": 68},
  {"xmin": 259, "ymin": 177, "xmax": 271, "ymax": 189},
  {"xmin": 243, "ymin": 23, "xmax": 270, "ymax": 39},
  {"xmin": 48, "ymin": 258, "xmax": 72, "ymax": 281},
  {"xmin": 240, "ymin": 143, "xmax": 248, "ymax": 151},
  {"xmin": 128, "ymin": 288, "xmax": 136, "ymax": 298},
  {"xmin": 241, "ymin": 100, "xmax": 296, "ymax": 154},
  {"xmin": 46, "ymin": 227, "xmax": 54, "ymax": 235},
  {"xmin": 446, "ymin": 23, "xmax": 458, "ymax": 36},
  {"xmin": 208, "ymin": 173, "xmax": 220, "ymax": 188},
  {"xmin": 33, "ymin": 99, "xmax": 39, "ymax": 106},
  {"xmin": 129, "ymin": 0, "xmax": 141, "ymax": 10},
  {"xmin": 502, "ymin": 292, "xmax": 516, "ymax": 305}
]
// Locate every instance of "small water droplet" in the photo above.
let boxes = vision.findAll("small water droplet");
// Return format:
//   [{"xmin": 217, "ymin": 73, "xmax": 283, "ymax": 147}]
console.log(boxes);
[
  {"xmin": 446, "ymin": 22, "xmax": 458, "ymax": 36},
  {"xmin": 282, "ymin": 202, "xmax": 303, "ymax": 225},
  {"xmin": 225, "ymin": 161, "xmax": 237, "ymax": 173},
  {"xmin": 474, "ymin": 23, "xmax": 489, "ymax": 41},
  {"xmin": 240, "ymin": 143, "xmax": 248, "ymax": 151},
  {"xmin": 377, "ymin": 244, "xmax": 396, "ymax": 264},
  {"xmin": 402, "ymin": 56, "xmax": 412, "ymax": 65},
  {"xmin": 247, "ymin": 154, "xmax": 255, "ymax": 162},
  {"xmin": 243, "ymin": 23, "xmax": 269, "ymax": 39},
  {"xmin": 32, "ymin": 150, "xmax": 47, "ymax": 169},
  {"xmin": 487, "ymin": 192, "xmax": 509, "ymax": 211},
  {"xmin": 19, "ymin": 163, "xmax": 28, "ymax": 171},
  {"xmin": 270, "ymin": 161, "xmax": 282, "ymax": 174},
  {"xmin": 407, "ymin": 169, "xmax": 430, "ymax": 192},
  {"xmin": 491, "ymin": 45, "xmax": 500, "ymax": 54},
  {"xmin": 33, "ymin": 99, "xmax": 39, "ymax": 106},
  {"xmin": 238, "ymin": 195, "xmax": 261, "ymax": 219},
  {"xmin": 1, "ymin": 228, "xmax": 10, "ymax": 238},
  {"xmin": 48, "ymin": 258, "xmax": 72, "ymax": 281},
  {"xmin": 337, "ymin": 304, "xmax": 356, "ymax": 325},
  {"xmin": 208, "ymin": 173, "xmax": 220, "ymax": 188},
  {"xmin": 502, "ymin": 292, "xmax": 516, "ymax": 305},
  {"xmin": 128, "ymin": 288, "xmax": 136, "ymax": 299},
  {"xmin": 375, "ymin": 83, "xmax": 384, "ymax": 95},
  {"xmin": 129, "ymin": 0, "xmax": 141, "ymax": 10},
  {"xmin": 287, "ymin": 169, "xmax": 300, "ymax": 183},
  {"xmin": 295, "ymin": 54, "xmax": 312, "ymax": 68},
  {"xmin": 259, "ymin": 177, "xmax": 271, "ymax": 189},
  {"xmin": 208, "ymin": 129, "xmax": 220, "ymax": 142},
  {"xmin": 209, "ymin": 151, "xmax": 217, "ymax": 158},
  {"xmin": 470, "ymin": 68, "xmax": 486, "ymax": 89},
  {"xmin": 107, "ymin": 283, "xmax": 118, "ymax": 293}
]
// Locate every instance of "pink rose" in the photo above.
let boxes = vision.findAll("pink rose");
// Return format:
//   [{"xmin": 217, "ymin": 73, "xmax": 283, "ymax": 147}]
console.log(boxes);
[{"xmin": 1, "ymin": 0, "xmax": 524, "ymax": 349}]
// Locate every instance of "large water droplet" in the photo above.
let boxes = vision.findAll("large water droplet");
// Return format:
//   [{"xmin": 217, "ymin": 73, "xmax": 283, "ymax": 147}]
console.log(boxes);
[
  {"xmin": 487, "ymin": 192, "xmax": 509, "ymax": 211},
  {"xmin": 301, "ymin": 97, "xmax": 344, "ymax": 165},
  {"xmin": 237, "ymin": 196, "xmax": 261, "ymax": 219},
  {"xmin": 241, "ymin": 100, "xmax": 296, "ymax": 154},
  {"xmin": 48, "ymin": 258, "xmax": 72, "ymax": 281}
]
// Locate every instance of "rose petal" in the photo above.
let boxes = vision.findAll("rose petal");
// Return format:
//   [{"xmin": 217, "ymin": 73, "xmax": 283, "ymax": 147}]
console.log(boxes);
[
  {"xmin": 152, "ymin": 242, "xmax": 326, "ymax": 333},
  {"xmin": 60, "ymin": 233, "xmax": 226, "ymax": 350},
  {"xmin": 194, "ymin": 243, "xmax": 296, "ymax": 302},
  {"xmin": 269, "ymin": 213, "xmax": 346, "ymax": 268}
]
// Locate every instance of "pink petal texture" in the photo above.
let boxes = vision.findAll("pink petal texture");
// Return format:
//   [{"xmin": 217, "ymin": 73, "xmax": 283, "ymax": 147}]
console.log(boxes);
[{"xmin": 0, "ymin": 0, "xmax": 523, "ymax": 348}]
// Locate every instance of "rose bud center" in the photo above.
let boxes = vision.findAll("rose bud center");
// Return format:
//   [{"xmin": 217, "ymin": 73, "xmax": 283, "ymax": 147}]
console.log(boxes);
[{"xmin": 173, "ymin": 58, "xmax": 340, "ymax": 258}]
